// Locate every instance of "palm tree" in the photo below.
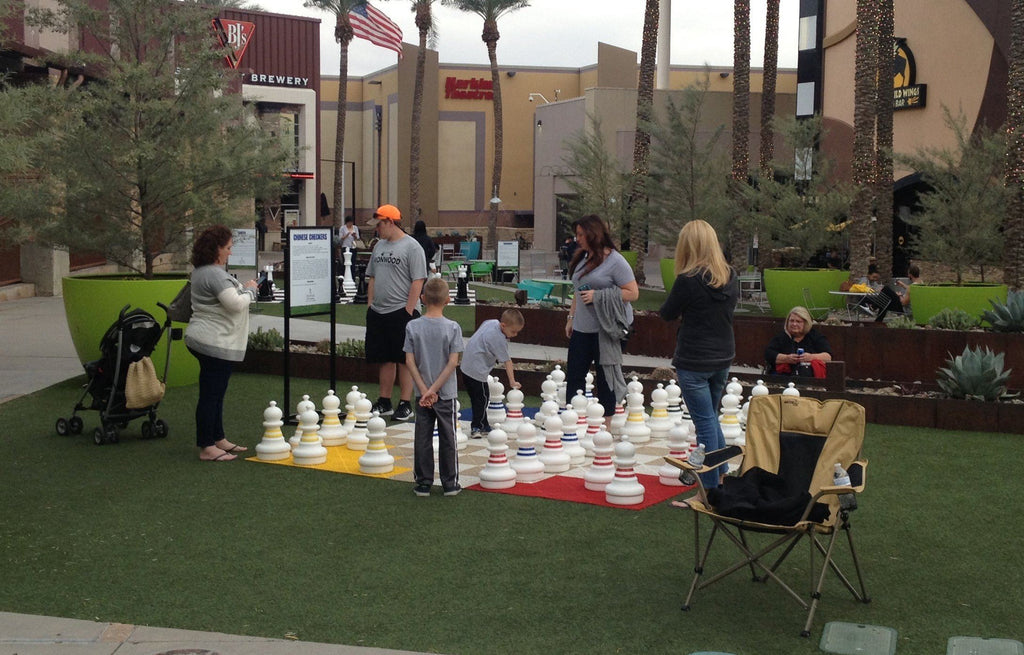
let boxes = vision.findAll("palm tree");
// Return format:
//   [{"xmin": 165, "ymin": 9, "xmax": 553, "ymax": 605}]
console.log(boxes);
[
  {"xmin": 409, "ymin": 0, "xmax": 435, "ymax": 220},
  {"xmin": 849, "ymin": 0, "xmax": 879, "ymax": 281},
  {"xmin": 627, "ymin": 0, "xmax": 659, "ymax": 286},
  {"xmin": 304, "ymin": 0, "xmax": 364, "ymax": 230},
  {"xmin": 441, "ymin": 0, "xmax": 529, "ymax": 250},
  {"xmin": 730, "ymin": 0, "xmax": 751, "ymax": 267},
  {"xmin": 758, "ymin": 0, "xmax": 779, "ymax": 177},
  {"xmin": 1004, "ymin": 0, "xmax": 1024, "ymax": 289},
  {"xmin": 874, "ymin": 0, "xmax": 894, "ymax": 279}
]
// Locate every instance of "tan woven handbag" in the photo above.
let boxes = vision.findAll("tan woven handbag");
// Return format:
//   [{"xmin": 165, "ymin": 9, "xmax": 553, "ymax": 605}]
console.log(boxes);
[{"xmin": 125, "ymin": 357, "xmax": 166, "ymax": 409}]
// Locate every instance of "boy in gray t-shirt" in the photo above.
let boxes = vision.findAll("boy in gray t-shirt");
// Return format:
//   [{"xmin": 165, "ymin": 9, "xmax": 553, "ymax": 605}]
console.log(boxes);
[
  {"xmin": 459, "ymin": 309, "xmax": 524, "ymax": 436},
  {"xmin": 404, "ymin": 278, "xmax": 464, "ymax": 496}
]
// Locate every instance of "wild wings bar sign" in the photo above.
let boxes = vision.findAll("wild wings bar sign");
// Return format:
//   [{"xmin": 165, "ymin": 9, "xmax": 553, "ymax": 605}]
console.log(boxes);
[{"xmin": 893, "ymin": 38, "xmax": 927, "ymax": 111}]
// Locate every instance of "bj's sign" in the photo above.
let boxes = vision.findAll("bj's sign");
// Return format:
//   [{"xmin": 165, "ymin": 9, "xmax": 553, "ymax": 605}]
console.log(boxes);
[
  {"xmin": 212, "ymin": 18, "xmax": 255, "ymax": 69},
  {"xmin": 445, "ymin": 77, "xmax": 493, "ymax": 100}
]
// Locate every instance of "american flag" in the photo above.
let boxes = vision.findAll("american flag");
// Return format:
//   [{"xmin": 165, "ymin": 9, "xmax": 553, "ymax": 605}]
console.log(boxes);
[{"xmin": 349, "ymin": 3, "xmax": 404, "ymax": 58}]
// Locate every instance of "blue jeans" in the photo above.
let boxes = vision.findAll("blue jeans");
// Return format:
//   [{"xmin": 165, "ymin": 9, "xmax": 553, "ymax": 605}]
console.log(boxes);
[{"xmin": 676, "ymin": 367, "xmax": 729, "ymax": 489}]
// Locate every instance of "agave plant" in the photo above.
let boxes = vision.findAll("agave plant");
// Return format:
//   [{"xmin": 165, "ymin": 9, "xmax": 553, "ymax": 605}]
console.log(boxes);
[
  {"xmin": 928, "ymin": 308, "xmax": 982, "ymax": 331},
  {"xmin": 936, "ymin": 346, "xmax": 1013, "ymax": 401},
  {"xmin": 981, "ymin": 291, "xmax": 1024, "ymax": 332}
]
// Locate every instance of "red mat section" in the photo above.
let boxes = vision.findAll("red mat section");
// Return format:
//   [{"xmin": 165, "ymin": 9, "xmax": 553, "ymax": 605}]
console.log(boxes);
[{"xmin": 467, "ymin": 474, "xmax": 694, "ymax": 511}]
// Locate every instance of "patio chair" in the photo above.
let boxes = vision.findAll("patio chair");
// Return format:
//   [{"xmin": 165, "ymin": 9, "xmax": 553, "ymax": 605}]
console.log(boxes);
[
  {"xmin": 802, "ymin": 288, "xmax": 832, "ymax": 320},
  {"xmin": 516, "ymin": 280, "xmax": 559, "ymax": 305},
  {"xmin": 738, "ymin": 271, "xmax": 769, "ymax": 311},
  {"xmin": 469, "ymin": 261, "xmax": 494, "ymax": 282},
  {"xmin": 666, "ymin": 395, "xmax": 870, "ymax": 637},
  {"xmin": 444, "ymin": 261, "xmax": 463, "ymax": 281}
]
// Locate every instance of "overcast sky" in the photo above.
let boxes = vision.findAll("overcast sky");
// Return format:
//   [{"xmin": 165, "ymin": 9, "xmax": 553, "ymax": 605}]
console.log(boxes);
[{"xmin": 256, "ymin": 0, "xmax": 800, "ymax": 77}]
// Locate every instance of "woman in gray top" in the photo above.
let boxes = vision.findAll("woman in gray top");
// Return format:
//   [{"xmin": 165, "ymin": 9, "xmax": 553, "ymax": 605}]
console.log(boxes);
[
  {"xmin": 185, "ymin": 226, "xmax": 258, "ymax": 462},
  {"xmin": 564, "ymin": 215, "xmax": 639, "ymax": 419}
]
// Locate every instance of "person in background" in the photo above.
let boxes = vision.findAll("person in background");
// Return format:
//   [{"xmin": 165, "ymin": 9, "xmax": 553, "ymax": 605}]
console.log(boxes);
[
  {"xmin": 404, "ymin": 277, "xmax": 465, "ymax": 497},
  {"xmin": 365, "ymin": 204, "xmax": 428, "ymax": 422},
  {"xmin": 339, "ymin": 216, "xmax": 359, "ymax": 250},
  {"xmin": 659, "ymin": 219, "xmax": 738, "ymax": 496},
  {"xmin": 764, "ymin": 306, "xmax": 832, "ymax": 376},
  {"xmin": 412, "ymin": 219, "xmax": 438, "ymax": 270},
  {"xmin": 564, "ymin": 215, "xmax": 638, "ymax": 421},
  {"xmin": 185, "ymin": 225, "xmax": 258, "ymax": 462},
  {"xmin": 895, "ymin": 263, "xmax": 923, "ymax": 311},
  {"xmin": 460, "ymin": 309, "xmax": 524, "ymax": 437}
]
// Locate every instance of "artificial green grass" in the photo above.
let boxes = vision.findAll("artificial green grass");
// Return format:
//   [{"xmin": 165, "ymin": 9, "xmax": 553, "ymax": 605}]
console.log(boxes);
[{"xmin": 2, "ymin": 374, "xmax": 1021, "ymax": 654}]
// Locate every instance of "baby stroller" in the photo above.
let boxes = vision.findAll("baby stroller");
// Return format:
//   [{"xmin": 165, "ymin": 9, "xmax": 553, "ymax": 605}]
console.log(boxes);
[{"xmin": 55, "ymin": 303, "xmax": 177, "ymax": 445}]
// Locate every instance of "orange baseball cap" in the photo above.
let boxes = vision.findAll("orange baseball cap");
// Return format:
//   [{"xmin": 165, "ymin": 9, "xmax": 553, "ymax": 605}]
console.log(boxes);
[{"xmin": 367, "ymin": 204, "xmax": 401, "ymax": 226}]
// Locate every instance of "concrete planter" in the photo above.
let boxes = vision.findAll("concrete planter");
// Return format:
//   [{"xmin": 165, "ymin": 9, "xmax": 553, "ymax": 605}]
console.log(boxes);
[{"xmin": 62, "ymin": 274, "xmax": 197, "ymax": 387}]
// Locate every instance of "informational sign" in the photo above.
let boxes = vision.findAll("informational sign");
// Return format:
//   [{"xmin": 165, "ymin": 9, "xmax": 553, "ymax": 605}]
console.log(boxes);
[
  {"xmin": 496, "ymin": 240, "xmax": 519, "ymax": 268},
  {"xmin": 287, "ymin": 227, "xmax": 332, "ymax": 311},
  {"xmin": 229, "ymin": 228, "xmax": 257, "ymax": 267},
  {"xmin": 284, "ymin": 209, "xmax": 300, "ymax": 226}
]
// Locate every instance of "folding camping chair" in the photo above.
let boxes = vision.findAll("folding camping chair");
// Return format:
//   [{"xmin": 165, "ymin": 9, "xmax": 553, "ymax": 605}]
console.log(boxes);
[{"xmin": 666, "ymin": 394, "xmax": 870, "ymax": 637}]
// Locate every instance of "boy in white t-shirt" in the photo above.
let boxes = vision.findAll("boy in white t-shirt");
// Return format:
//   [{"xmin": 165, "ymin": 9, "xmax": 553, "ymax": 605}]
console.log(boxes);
[{"xmin": 459, "ymin": 309, "xmax": 524, "ymax": 437}]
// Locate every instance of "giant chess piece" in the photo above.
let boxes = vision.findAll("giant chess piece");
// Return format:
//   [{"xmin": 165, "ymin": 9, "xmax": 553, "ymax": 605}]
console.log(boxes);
[
  {"xmin": 503, "ymin": 387, "xmax": 526, "ymax": 435},
  {"xmin": 256, "ymin": 401, "xmax": 291, "ymax": 461},
  {"xmin": 665, "ymin": 379, "xmax": 684, "ymax": 423},
  {"xmin": 581, "ymin": 401, "xmax": 604, "ymax": 454},
  {"xmin": 584, "ymin": 429, "xmax": 616, "ymax": 491},
  {"xmin": 743, "ymin": 379, "xmax": 771, "ymax": 428},
  {"xmin": 550, "ymin": 364, "xmax": 567, "ymax": 407},
  {"xmin": 352, "ymin": 262, "xmax": 369, "ymax": 304},
  {"xmin": 584, "ymin": 371, "xmax": 595, "ymax": 400},
  {"xmin": 726, "ymin": 377, "xmax": 744, "ymax": 403},
  {"xmin": 535, "ymin": 398, "xmax": 560, "ymax": 433},
  {"xmin": 558, "ymin": 405, "xmax": 580, "ymax": 455},
  {"xmin": 538, "ymin": 414, "xmax": 571, "ymax": 473},
  {"xmin": 291, "ymin": 407, "xmax": 328, "ymax": 466},
  {"xmin": 510, "ymin": 422, "xmax": 544, "ymax": 483},
  {"xmin": 659, "ymin": 418, "xmax": 692, "ymax": 486},
  {"xmin": 609, "ymin": 400, "xmax": 627, "ymax": 437},
  {"xmin": 563, "ymin": 400, "xmax": 593, "ymax": 465},
  {"xmin": 782, "ymin": 382, "xmax": 800, "ymax": 397},
  {"xmin": 358, "ymin": 412, "xmax": 394, "ymax": 474},
  {"xmin": 719, "ymin": 390, "xmax": 744, "ymax": 447},
  {"xmin": 569, "ymin": 389, "xmax": 589, "ymax": 435},
  {"xmin": 604, "ymin": 440, "xmax": 645, "ymax": 506},
  {"xmin": 478, "ymin": 427, "xmax": 516, "ymax": 490},
  {"xmin": 486, "ymin": 376, "xmax": 507, "ymax": 428},
  {"xmin": 290, "ymin": 394, "xmax": 318, "ymax": 450},
  {"xmin": 648, "ymin": 383, "xmax": 673, "ymax": 440},
  {"xmin": 540, "ymin": 375, "xmax": 558, "ymax": 404},
  {"xmin": 319, "ymin": 390, "xmax": 348, "ymax": 447},
  {"xmin": 346, "ymin": 393, "xmax": 372, "ymax": 450},
  {"xmin": 343, "ymin": 386, "xmax": 361, "ymax": 435},
  {"xmin": 454, "ymin": 399, "xmax": 468, "ymax": 450},
  {"xmin": 453, "ymin": 265, "xmax": 471, "ymax": 305},
  {"xmin": 620, "ymin": 390, "xmax": 651, "ymax": 443},
  {"xmin": 342, "ymin": 247, "xmax": 356, "ymax": 294},
  {"xmin": 626, "ymin": 375, "xmax": 650, "ymax": 422}
]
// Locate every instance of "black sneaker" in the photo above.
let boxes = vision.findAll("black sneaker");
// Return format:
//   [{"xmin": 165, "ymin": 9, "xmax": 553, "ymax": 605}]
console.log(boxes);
[
  {"xmin": 392, "ymin": 400, "xmax": 413, "ymax": 422},
  {"xmin": 413, "ymin": 483, "xmax": 431, "ymax": 497},
  {"xmin": 372, "ymin": 398, "xmax": 393, "ymax": 416},
  {"xmin": 443, "ymin": 484, "xmax": 462, "ymax": 497}
]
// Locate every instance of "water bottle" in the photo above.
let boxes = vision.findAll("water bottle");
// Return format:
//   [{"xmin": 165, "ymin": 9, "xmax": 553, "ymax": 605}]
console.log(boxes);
[
  {"xmin": 687, "ymin": 443, "xmax": 706, "ymax": 467},
  {"xmin": 833, "ymin": 462, "xmax": 857, "ymax": 511}
]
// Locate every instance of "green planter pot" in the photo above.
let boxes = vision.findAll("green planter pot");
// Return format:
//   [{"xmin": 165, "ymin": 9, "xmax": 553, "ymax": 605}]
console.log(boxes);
[
  {"xmin": 660, "ymin": 258, "xmax": 676, "ymax": 292},
  {"xmin": 620, "ymin": 250, "xmax": 638, "ymax": 273},
  {"xmin": 909, "ymin": 283, "xmax": 1008, "ymax": 326},
  {"xmin": 63, "ymin": 274, "xmax": 198, "ymax": 387},
  {"xmin": 762, "ymin": 268, "xmax": 849, "ymax": 318}
]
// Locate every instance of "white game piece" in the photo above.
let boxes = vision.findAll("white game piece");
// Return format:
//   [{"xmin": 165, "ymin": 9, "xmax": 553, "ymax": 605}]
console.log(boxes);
[
  {"xmin": 559, "ymin": 405, "xmax": 584, "ymax": 463},
  {"xmin": 510, "ymin": 422, "xmax": 544, "ymax": 483},
  {"xmin": 569, "ymin": 389, "xmax": 589, "ymax": 436},
  {"xmin": 751, "ymin": 379, "xmax": 770, "ymax": 398},
  {"xmin": 584, "ymin": 371, "xmax": 595, "ymax": 399},
  {"xmin": 782, "ymin": 382, "xmax": 800, "ymax": 397},
  {"xmin": 581, "ymin": 401, "xmax": 605, "ymax": 454},
  {"xmin": 503, "ymin": 387, "xmax": 526, "ymax": 434},
  {"xmin": 540, "ymin": 375, "xmax": 558, "ymax": 404},
  {"xmin": 549, "ymin": 364, "xmax": 566, "ymax": 389},
  {"xmin": 538, "ymin": 414, "xmax": 571, "ymax": 473},
  {"xmin": 726, "ymin": 377, "xmax": 744, "ymax": 402},
  {"xmin": 291, "ymin": 407, "xmax": 327, "ymax": 466},
  {"xmin": 346, "ymin": 393, "xmax": 372, "ymax": 450},
  {"xmin": 665, "ymin": 379, "xmax": 683, "ymax": 422},
  {"xmin": 609, "ymin": 401, "xmax": 627, "ymax": 437},
  {"xmin": 720, "ymin": 391, "xmax": 744, "ymax": 446},
  {"xmin": 659, "ymin": 418, "xmax": 692, "ymax": 485},
  {"xmin": 454, "ymin": 399, "xmax": 468, "ymax": 450},
  {"xmin": 343, "ymin": 386, "xmax": 361, "ymax": 434},
  {"xmin": 626, "ymin": 375, "xmax": 644, "ymax": 396},
  {"xmin": 648, "ymin": 383, "xmax": 672, "ymax": 439},
  {"xmin": 342, "ymin": 248, "xmax": 356, "ymax": 292},
  {"xmin": 621, "ymin": 390, "xmax": 651, "ymax": 443},
  {"xmin": 319, "ymin": 390, "xmax": 348, "ymax": 447},
  {"xmin": 290, "ymin": 394, "xmax": 316, "ymax": 445},
  {"xmin": 479, "ymin": 428, "xmax": 516, "ymax": 489},
  {"xmin": 256, "ymin": 401, "xmax": 291, "ymax": 461},
  {"xmin": 358, "ymin": 412, "xmax": 394, "ymax": 474},
  {"xmin": 486, "ymin": 376, "xmax": 507, "ymax": 428},
  {"xmin": 535, "ymin": 398, "xmax": 560, "ymax": 432},
  {"xmin": 604, "ymin": 440, "xmax": 645, "ymax": 505},
  {"xmin": 584, "ymin": 429, "xmax": 615, "ymax": 491}
]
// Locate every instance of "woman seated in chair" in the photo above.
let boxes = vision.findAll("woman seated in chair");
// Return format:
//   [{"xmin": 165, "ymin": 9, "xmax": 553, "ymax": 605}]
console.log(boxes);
[{"xmin": 765, "ymin": 306, "xmax": 832, "ymax": 378}]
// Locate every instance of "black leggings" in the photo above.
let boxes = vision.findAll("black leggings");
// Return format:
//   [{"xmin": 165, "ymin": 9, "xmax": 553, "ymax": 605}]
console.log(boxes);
[
  {"xmin": 566, "ymin": 330, "xmax": 618, "ymax": 416},
  {"xmin": 462, "ymin": 371, "xmax": 491, "ymax": 432}
]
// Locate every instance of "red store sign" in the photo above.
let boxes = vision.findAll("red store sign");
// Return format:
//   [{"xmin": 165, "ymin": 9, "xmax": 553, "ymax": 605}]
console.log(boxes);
[{"xmin": 445, "ymin": 77, "xmax": 493, "ymax": 100}]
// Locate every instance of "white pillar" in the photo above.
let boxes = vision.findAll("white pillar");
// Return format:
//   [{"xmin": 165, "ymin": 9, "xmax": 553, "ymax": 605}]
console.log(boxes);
[{"xmin": 656, "ymin": 0, "xmax": 671, "ymax": 89}]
